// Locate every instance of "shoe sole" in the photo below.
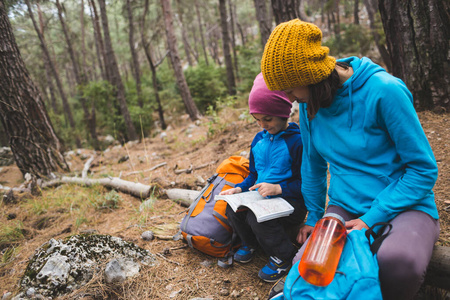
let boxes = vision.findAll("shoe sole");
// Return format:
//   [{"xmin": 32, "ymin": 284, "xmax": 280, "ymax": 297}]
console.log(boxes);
[
  {"xmin": 259, "ymin": 276, "xmax": 281, "ymax": 283},
  {"xmin": 234, "ymin": 257, "xmax": 253, "ymax": 264}
]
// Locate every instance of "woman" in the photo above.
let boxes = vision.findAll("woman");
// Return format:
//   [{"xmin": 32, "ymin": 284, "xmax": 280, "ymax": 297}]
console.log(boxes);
[{"xmin": 260, "ymin": 19, "xmax": 439, "ymax": 300}]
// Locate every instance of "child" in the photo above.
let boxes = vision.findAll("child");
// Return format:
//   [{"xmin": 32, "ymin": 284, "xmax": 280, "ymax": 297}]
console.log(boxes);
[{"xmin": 220, "ymin": 73, "xmax": 307, "ymax": 282}]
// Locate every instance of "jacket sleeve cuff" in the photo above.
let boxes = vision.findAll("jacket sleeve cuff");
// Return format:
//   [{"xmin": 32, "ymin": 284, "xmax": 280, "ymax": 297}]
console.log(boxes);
[{"xmin": 359, "ymin": 206, "xmax": 392, "ymax": 228}]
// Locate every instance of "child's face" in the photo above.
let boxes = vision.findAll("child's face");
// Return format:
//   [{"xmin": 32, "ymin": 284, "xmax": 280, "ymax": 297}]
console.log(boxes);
[{"xmin": 252, "ymin": 114, "xmax": 288, "ymax": 135}]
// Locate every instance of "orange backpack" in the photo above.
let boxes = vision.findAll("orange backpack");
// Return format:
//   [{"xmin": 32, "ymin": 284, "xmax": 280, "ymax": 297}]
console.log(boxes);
[{"xmin": 180, "ymin": 156, "xmax": 250, "ymax": 258}]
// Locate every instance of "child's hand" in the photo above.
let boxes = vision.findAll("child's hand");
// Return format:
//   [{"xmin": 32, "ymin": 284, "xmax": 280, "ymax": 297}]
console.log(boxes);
[
  {"xmin": 219, "ymin": 187, "xmax": 242, "ymax": 195},
  {"xmin": 249, "ymin": 183, "xmax": 282, "ymax": 197},
  {"xmin": 297, "ymin": 225, "xmax": 313, "ymax": 244}
]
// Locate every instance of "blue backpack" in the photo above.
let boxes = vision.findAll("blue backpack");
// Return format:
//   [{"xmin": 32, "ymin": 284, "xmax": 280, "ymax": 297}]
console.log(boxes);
[{"xmin": 272, "ymin": 224, "xmax": 390, "ymax": 300}]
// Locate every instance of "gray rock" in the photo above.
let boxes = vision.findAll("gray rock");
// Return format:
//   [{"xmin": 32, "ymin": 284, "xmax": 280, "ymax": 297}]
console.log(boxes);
[
  {"xmin": 36, "ymin": 255, "xmax": 70, "ymax": 286},
  {"xmin": 1, "ymin": 292, "xmax": 12, "ymax": 300},
  {"xmin": 104, "ymin": 259, "xmax": 126, "ymax": 284},
  {"xmin": 19, "ymin": 234, "xmax": 156, "ymax": 298},
  {"xmin": 141, "ymin": 230, "xmax": 154, "ymax": 241},
  {"xmin": 104, "ymin": 257, "xmax": 140, "ymax": 284}
]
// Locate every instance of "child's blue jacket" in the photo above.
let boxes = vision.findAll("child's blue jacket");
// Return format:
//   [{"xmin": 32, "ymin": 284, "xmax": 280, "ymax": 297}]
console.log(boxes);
[{"xmin": 236, "ymin": 122, "xmax": 305, "ymax": 206}]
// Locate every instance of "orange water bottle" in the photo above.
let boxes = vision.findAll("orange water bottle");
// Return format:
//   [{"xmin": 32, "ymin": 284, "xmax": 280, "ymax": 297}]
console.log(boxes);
[{"xmin": 298, "ymin": 213, "xmax": 347, "ymax": 286}]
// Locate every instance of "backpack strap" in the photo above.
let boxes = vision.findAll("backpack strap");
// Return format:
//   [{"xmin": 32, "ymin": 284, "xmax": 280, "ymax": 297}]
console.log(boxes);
[{"xmin": 365, "ymin": 222, "xmax": 393, "ymax": 254}]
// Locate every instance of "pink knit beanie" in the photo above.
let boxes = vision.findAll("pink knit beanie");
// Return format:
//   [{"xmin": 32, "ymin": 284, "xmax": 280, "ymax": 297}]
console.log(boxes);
[{"xmin": 248, "ymin": 73, "xmax": 292, "ymax": 118}]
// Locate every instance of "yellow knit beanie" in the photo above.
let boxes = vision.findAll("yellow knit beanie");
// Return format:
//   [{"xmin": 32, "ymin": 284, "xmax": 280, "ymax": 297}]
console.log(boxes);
[{"xmin": 261, "ymin": 19, "xmax": 336, "ymax": 91}]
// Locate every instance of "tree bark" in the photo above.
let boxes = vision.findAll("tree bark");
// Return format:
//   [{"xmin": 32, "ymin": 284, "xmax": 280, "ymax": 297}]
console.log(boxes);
[
  {"xmin": 379, "ymin": 0, "xmax": 450, "ymax": 110},
  {"xmin": 160, "ymin": 0, "xmax": 201, "ymax": 121},
  {"xmin": 25, "ymin": 0, "xmax": 81, "ymax": 148},
  {"xmin": 140, "ymin": 0, "xmax": 167, "ymax": 130},
  {"xmin": 126, "ymin": 0, "xmax": 143, "ymax": 108},
  {"xmin": 253, "ymin": 0, "xmax": 271, "ymax": 48},
  {"xmin": 219, "ymin": 0, "xmax": 236, "ymax": 95},
  {"xmin": 271, "ymin": 0, "xmax": 299, "ymax": 24},
  {"xmin": 98, "ymin": 0, "xmax": 138, "ymax": 141},
  {"xmin": 0, "ymin": 1, "xmax": 70, "ymax": 178}
]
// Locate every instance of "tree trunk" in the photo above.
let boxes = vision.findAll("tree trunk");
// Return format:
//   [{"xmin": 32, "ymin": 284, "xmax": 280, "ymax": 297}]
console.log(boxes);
[
  {"xmin": 55, "ymin": 0, "xmax": 99, "ymax": 150},
  {"xmin": 0, "ymin": 2, "xmax": 69, "ymax": 178},
  {"xmin": 140, "ymin": 0, "xmax": 167, "ymax": 130},
  {"xmin": 354, "ymin": 0, "xmax": 359, "ymax": 24},
  {"xmin": 89, "ymin": 0, "xmax": 107, "ymax": 81},
  {"xmin": 271, "ymin": 0, "xmax": 299, "ymax": 24},
  {"xmin": 379, "ymin": 0, "xmax": 450, "ymax": 110},
  {"xmin": 160, "ymin": 0, "xmax": 201, "ymax": 121},
  {"xmin": 219, "ymin": 0, "xmax": 236, "ymax": 95},
  {"xmin": 363, "ymin": 0, "xmax": 391, "ymax": 72},
  {"xmin": 236, "ymin": 22, "xmax": 246, "ymax": 47},
  {"xmin": 37, "ymin": 3, "xmax": 59, "ymax": 114},
  {"xmin": 194, "ymin": 0, "xmax": 209, "ymax": 65},
  {"xmin": 253, "ymin": 0, "xmax": 271, "ymax": 47},
  {"xmin": 80, "ymin": 0, "xmax": 89, "ymax": 81},
  {"xmin": 98, "ymin": 0, "xmax": 138, "ymax": 141},
  {"xmin": 25, "ymin": 0, "xmax": 81, "ymax": 148},
  {"xmin": 176, "ymin": 0, "xmax": 194, "ymax": 67},
  {"xmin": 228, "ymin": 0, "xmax": 239, "ymax": 79},
  {"xmin": 126, "ymin": 0, "xmax": 143, "ymax": 108}
]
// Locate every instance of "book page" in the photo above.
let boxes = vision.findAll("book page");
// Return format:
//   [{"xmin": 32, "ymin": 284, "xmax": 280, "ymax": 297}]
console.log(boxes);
[
  {"xmin": 215, "ymin": 191, "xmax": 264, "ymax": 212},
  {"xmin": 215, "ymin": 191, "xmax": 294, "ymax": 222},
  {"xmin": 246, "ymin": 198, "xmax": 294, "ymax": 222}
]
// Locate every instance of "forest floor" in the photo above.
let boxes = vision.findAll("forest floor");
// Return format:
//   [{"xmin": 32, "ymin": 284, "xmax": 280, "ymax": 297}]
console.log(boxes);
[{"xmin": 0, "ymin": 107, "xmax": 449, "ymax": 300}]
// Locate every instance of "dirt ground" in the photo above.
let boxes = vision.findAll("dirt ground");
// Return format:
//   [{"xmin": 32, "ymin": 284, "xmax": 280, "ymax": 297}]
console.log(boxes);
[{"xmin": 0, "ymin": 109, "xmax": 449, "ymax": 299}]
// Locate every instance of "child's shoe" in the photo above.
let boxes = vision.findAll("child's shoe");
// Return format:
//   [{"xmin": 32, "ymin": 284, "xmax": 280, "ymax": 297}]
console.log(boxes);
[
  {"xmin": 233, "ymin": 245, "xmax": 255, "ymax": 263},
  {"xmin": 258, "ymin": 256, "xmax": 291, "ymax": 282}
]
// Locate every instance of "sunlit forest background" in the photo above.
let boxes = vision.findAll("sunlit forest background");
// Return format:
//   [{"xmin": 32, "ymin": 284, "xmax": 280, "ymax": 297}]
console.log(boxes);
[{"xmin": 2, "ymin": 0, "xmax": 398, "ymax": 150}]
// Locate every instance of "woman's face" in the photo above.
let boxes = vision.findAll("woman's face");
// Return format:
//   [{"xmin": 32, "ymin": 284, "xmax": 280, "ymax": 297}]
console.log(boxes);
[
  {"xmin": 283, "ymin": 86, "xmax": 310, "ymax": 103},
  {"xmin": 252, "ymin": 114, "xmax": 288, "ymax": 135}
]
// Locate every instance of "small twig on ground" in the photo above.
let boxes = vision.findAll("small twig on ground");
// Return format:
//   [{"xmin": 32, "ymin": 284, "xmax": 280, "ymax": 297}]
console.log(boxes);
[
  {"xmin": 82, "ymin": 156, "xmax": 95, "ymax": 179},
  {"xmin": 156, "ymin": 253, "xmax": 183, "ymax": 266},
  {"xmin": 123, "ymin": 162, "xmax": 167, "ymax": 177}
]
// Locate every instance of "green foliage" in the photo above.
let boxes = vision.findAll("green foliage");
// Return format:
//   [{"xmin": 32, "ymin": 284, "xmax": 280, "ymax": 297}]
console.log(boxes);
[
  {"xmin": 324, "ymin": 24, "xmax": 372, "ymax": 56},
  {"xmin": 0, "ymin": 220, "xmax": 24, "ymax": 248},
  {"xmin": 184, "ymin": 62, "xmax": 228, "ymax": 113},
  {"xmin": 204, "ymin": 95, "xmax": 239, "ymax": 137},
  {"xmin": 91, "ymin": 190, "xmax": 122, "ymax": 210},
  {"xmin": 235, "ymin": 43, "xmax": 263, "ymax": 93}
]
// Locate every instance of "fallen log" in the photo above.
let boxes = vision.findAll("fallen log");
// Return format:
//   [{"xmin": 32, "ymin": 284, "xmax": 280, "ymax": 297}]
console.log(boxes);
[
  {"xmin": 42, "ymin": 176, "xmax": 153, "ymax": 199},
  {"xmin": 164, "ymin": 188, "xmax": 450, "ymax": 291},
  {"xmin": 424, "ymin": 245, "xmax": 450, "ymax": 291},
  {"xmin": 164, "ymin": 188, "xmax": 200, "ymax": 207}
]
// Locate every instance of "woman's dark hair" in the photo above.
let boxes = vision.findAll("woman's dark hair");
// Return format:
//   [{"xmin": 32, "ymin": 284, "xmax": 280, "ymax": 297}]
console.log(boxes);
[{"xmin": 306, "ymin": 61, "xmax": 349, "ymax": 120}]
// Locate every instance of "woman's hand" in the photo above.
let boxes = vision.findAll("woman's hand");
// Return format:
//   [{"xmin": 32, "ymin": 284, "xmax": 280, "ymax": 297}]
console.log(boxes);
[
  {"xmin": 345, "ymin": 218, "xmax": 369, "ymax": 232},
  {"xmin": 219, "ymin": 187, "xmax": 242, "ymax": 195},
  {"xmin": 249, "ymin": 182, "xmax": 282, "ymax": 197},
  {"xmin": 296, "ymin": 225, "xmax": 313, "ymax": 244}
]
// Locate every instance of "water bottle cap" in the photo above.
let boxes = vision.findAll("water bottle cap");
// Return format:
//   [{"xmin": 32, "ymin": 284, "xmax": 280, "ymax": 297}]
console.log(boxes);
[{"xmin": 323, "ymin": 213, "xmax": 345, "ymax": 224}]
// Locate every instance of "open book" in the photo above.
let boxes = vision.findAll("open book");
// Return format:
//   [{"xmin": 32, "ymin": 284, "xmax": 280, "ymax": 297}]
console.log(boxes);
[{"xmin": 215, "ymin": 191, "xmax": 294, "ymax": 223}]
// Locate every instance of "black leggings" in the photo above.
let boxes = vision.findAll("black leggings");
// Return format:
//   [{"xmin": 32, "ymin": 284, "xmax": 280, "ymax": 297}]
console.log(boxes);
[{"xmin": 226, "ymin": 203, "xmax": 306, "ymax": 262}]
